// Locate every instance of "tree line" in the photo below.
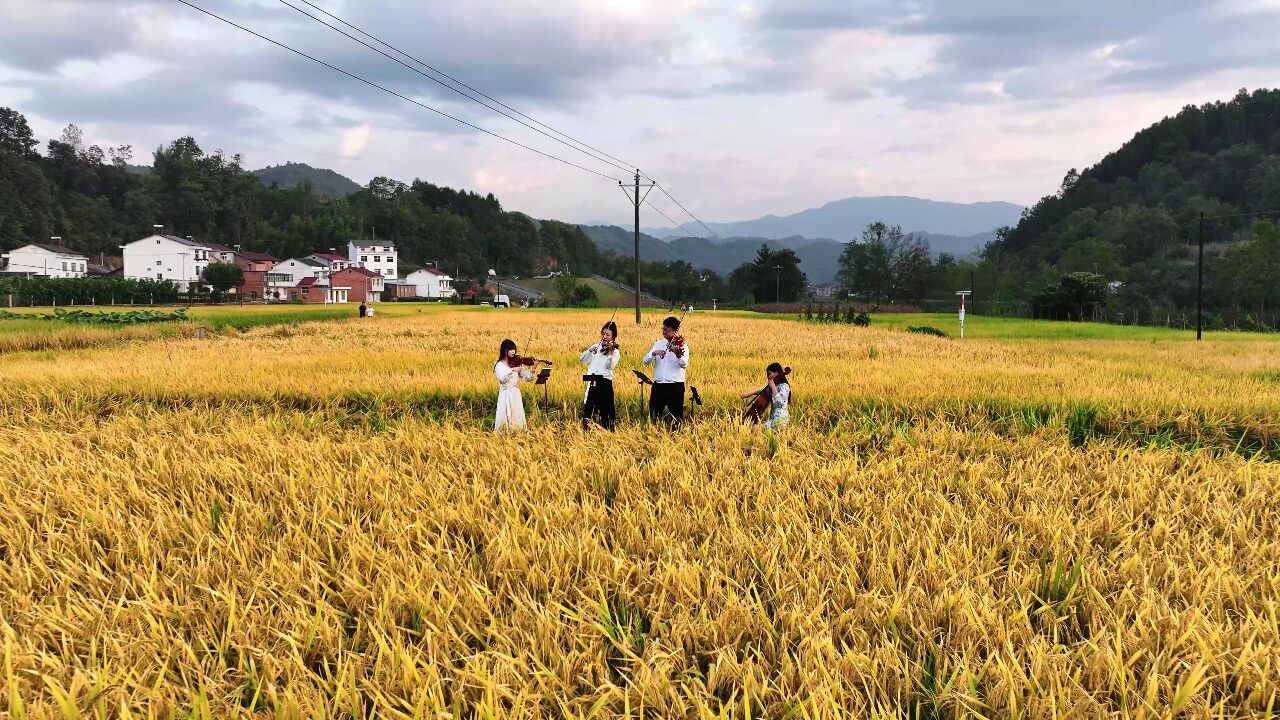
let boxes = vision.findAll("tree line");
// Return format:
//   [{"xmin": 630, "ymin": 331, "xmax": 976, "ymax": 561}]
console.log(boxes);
[{"xmin": 0, "ymin": 107, "xmax": 604, "ymax": 280}]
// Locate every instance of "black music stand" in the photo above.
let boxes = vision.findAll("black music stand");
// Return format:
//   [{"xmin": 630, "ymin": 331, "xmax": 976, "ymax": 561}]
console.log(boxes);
[
  {"xmin": 536, "ymin": 367, "xmax": 552, "ymax": 414},
  {"xmin": 632, "ymin": 370, "xmax": 653, "ymax": 422}
]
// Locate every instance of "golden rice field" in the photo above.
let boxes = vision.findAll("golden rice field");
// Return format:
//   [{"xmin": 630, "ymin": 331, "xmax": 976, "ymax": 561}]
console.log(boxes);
[{"xmin": 2, "ymin": 306, "xmax": 1279, "ymax": 718}]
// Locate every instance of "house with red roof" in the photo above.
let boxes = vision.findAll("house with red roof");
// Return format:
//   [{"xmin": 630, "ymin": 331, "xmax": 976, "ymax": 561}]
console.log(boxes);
[
  {"xmin": 283, "ymin": 275, "xmax": 351, "ymax": 304},
  {"xmin": 201, "ymin": 243, "xmax": 280, "ymax": 299},
  {"xmin": 330, "ymin": 266, "xmax": 385, "ymax": 303}
]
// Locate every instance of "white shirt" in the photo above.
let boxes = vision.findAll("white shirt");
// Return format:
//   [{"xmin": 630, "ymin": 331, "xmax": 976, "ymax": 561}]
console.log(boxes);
[
  {"xmin": 643, "ymin": 338, "xmax": 688, "ymax": 383},
  {"xmin": 580, "ymin": 344, "xmax": 619, "ymax": 381}
]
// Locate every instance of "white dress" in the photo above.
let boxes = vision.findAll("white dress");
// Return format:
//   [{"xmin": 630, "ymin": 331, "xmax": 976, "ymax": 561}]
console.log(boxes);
[{"xmin": 494, "ymin": 361, "xmax": 534, "ymax": 433}]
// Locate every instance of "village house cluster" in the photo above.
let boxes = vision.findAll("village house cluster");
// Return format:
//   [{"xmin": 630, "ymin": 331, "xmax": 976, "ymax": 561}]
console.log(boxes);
[{"xmin": 0, "ymin": 235, "xmax": 458, "ymax": 304}]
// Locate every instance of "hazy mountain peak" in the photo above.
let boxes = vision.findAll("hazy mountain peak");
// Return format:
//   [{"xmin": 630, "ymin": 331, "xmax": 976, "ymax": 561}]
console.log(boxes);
[{"xmin": 644, "ymin": 195, "xmax": 1023, "ymax": 241}]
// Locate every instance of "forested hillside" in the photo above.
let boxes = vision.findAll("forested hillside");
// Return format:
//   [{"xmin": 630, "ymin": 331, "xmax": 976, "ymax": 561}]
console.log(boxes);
[
  {"xmin": 0, "ymin": 108, "xmax": 602, "ymax": 279},
  {"xmin": 984, "ymin": 87, "xmax": 1280, "ymax": 325},
  {"xmin": 252, "ymin": 162, "xmax": 363, "ymax": 197}
]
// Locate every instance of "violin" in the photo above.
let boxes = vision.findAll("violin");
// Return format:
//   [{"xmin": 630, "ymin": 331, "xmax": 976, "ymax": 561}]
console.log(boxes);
[
  {"xmin": 665, "ymin": 308, "xmax": 689, "ymax": 356},
  {"xmin": 508, "ymin": 354, "xmax": 553, "ymax": 368},
  {"xmin": 593, "ymin": 340, "xmax": 620, "ymax": 354},
  {"xmin": 743, "ymin": 367, "xmax": 791, "ymax": 423},
  {"xmin": 665, "ymin": 334, "xmax": 686, "ymax": 356}
]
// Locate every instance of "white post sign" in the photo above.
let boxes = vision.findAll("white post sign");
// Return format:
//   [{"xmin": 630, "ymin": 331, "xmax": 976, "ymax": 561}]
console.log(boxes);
[{"xmin": 956, "ymin": 291, "xmax": 971, "ymax": 339}]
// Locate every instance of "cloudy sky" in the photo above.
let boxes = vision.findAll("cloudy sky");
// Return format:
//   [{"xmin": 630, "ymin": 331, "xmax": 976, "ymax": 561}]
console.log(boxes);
[{"xmin": 2, "ymin": 0, "xmax": 1279, "ymax": 227}]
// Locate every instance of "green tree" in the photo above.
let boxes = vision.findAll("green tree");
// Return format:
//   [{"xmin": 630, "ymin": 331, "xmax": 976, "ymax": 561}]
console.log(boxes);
[
  {"xmin": 202, "ymin": 262, "xmax": 245, "ymax": 301},
  {"xmin": 552, "ymin": 277, "xmax": 600, "ymax": 307},
  {"xmin": 728, "ymin": 245, "xmax": 807, "ymax": 304},
  {"xmin": 837, "ymin": 222, "xmax": 934, "ymax": 304},
  {"xmin": 1031, "ymin": 272, "xmax": 1109, "ymax": 320},
  {"xmin": 0, "ymin": 107, "xmax": 38, "ymax": 157}
]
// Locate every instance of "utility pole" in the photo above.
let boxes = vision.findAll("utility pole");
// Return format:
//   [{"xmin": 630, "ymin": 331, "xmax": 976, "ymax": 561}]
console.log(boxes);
[
  {"xmin": 1195, "ymin": 212, "xmax": 1205, "ymax": 341},
  {"xmin": 178, "ymin": 251, "xmax": 190, "ymax": 305},
  {"xmin": 773, "ymin": 264, "xmax": 783, "ymax": 303},
  {"xmin": 619, "ymin": 170, "xmax": 655, "ymax": 324}
]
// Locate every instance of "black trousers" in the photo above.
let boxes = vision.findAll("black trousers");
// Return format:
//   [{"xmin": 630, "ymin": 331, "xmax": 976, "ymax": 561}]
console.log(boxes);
[
  {"xmin": 582, "ymin": 379, "xmax": 616, "ymax": 430},
  {"xmin": 649, "ymin": 382, "xmax": 685, "ymax": 425}
]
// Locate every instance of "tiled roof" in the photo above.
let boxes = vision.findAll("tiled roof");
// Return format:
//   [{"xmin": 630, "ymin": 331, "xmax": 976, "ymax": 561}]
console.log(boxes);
[
  {"xmin": 158, "ymin": 235, "xmax": 210, "ymax": 248},
  {"xmin": 309, "ymin": 253, "xmax": 348, "ymax": 262},
  {"xmin": 350, "ymin": 241, "xmax": 396, "ymax": 250},
  {"xmin": 22, "ymin": 243, "xmax": 87, "ymax": 257},
  {"xmin": 415, "ymin": 266, "xmax": 449, "ymax": 276},
  {"xmin": 284, "ymin": 257, "xmax": 327, "ymax": 267},
  {"xmin": 335, "ymin": 266, "xmax": 382, "ymax": 278},
  {"xmin": 239, "ymin": 251, "xmax": 278, "ymax": 262},
  {"xmin": 296, "ymin": 277, "xmax": 319, "ymax": 287}
]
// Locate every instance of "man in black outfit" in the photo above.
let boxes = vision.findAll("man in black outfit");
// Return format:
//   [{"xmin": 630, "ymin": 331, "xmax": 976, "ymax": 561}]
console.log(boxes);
[{"xmin": 642, "ymin": 316, "xmax": 689, "ymax": 426}]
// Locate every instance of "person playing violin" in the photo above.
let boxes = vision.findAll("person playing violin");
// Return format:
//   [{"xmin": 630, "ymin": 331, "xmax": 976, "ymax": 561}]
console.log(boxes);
[
  {"xmin": 493, "ymin": 338, "xmax": 549, "ymax": 433},
  {"xmin": 741, "ymin": 362, "xmax": 791, "ymax": 430},
  {"xmin": 643, "ymin": 316, "xmax": 689, "ymax": 426},
  {"xmin": 580, "ymin": 321, "xmax": 620, "ymax": 430}
]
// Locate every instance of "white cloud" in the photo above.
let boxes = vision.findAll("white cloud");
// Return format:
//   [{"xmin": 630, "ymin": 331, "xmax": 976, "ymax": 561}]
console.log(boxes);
[
  {"xmin": 339, "ymin": 124, "xmax": 370, "ymax": 157},
  {"xmin": 2, "ymin": 0, "xmax": 1279, "ymax": 228}
]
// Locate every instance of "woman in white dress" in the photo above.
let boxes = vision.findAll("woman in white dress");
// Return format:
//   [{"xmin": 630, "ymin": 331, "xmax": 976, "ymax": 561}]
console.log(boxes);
[{"xmin": 494, "ymin": 339, "xmax": 535, "ymax": 433}]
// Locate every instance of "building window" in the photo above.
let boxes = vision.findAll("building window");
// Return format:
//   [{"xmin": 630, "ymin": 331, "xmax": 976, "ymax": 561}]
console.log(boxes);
[
  {"xmin": 373, "ymin": 256, "xmax": 381, "ymax": 263},
  {"xmin": 361, "ymin": 256, "xmax": 368, "ymax": 262},
  {"xmin": 157, "ymin": 273, "xmax": 163, "ymax": 280},
  {"xmin": 156, "ymin": 260, "xmax": 162, "ymax": 266}
]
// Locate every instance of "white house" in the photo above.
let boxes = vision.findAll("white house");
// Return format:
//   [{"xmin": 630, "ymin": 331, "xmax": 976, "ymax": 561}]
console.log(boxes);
[
  {"xmin": 405, "ymin": 267, "xmax": 456, "ymax": 298},
  {"xmin": 1, "ymin": 243, "xmax": 90, "ymax": 278},
  {"xmin": 271, "ymin": 257, "xmax": 329, "ymax": 282},
  {"xmin": 121, "ymin": 235, "xmax": 211, "ymax": 290},
  {"xmin": 263, "ymin": 271, "xmax": 295, "ymax": 301},
  {"xmin": 306, "ymin": 252, "xmax": 356, "ymax": 273},
  {"xmin": 348, "ymin": 241, "xmax": 397, "ymax": 280}
]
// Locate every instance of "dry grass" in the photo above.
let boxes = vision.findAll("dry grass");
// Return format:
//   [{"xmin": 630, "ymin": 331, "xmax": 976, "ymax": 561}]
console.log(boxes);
[{"xmin": 1, "ymin": 307, "xmax": 1279, "ymax": 717}]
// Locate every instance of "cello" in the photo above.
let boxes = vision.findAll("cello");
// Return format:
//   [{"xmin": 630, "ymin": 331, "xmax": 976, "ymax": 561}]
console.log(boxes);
[{"xmin": 742, "ymin": 366, "xmax": 791, "ymax": 423}]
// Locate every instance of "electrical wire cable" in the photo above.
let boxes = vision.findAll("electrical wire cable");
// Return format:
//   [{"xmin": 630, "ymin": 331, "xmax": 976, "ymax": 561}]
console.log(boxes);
[
  {"xmin": 284, "ymin": 0, "xmax": 642, "ymax": 178},
  {"xmin": 174, "ymin": 0, "xmax": 625, "ymax": 183}
]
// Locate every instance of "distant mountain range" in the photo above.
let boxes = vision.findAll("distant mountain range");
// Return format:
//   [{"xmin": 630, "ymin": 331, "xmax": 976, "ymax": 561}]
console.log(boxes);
[
  {"xmin": 582, "ymin": 195, "xmax": 1016, "ymax": 284},
  {"xmin": 580, "ymin": 225, "xmax": 998, "ymax": 285},
  {"xmin": 642, "ymin": 195, "xmax": 1024, "ymax": 242},
  {"xmin": 123, "ymin": 162, "xmax": 364, "ymax": 198}
]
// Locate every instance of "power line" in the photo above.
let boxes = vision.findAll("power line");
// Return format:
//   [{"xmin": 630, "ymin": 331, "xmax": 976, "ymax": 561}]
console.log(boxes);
[
  {"xmin": 643, "ymin": 199, "xmax": 694, "ymax": 235},
  {"xmin": 179, "ymin": 0, "xmax": 726, "ymax": 280},
  {"xmin": 277, "ymin": 0, "xmax": 635, "ymax": 178},
  {"xmin": 174, "ymin": 0, "xmax": 624, "ymax": 183},
  {"xmin": 655, "ymin": 183, "xmax": 721, "ymax": 240},
  {"xmin": 1202, "ymin": 209, "xmax": 1280, "ymax": 220},
  {"xmin": 274, "ymin": 0, "xmax": 722, "ymax": 241}
]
